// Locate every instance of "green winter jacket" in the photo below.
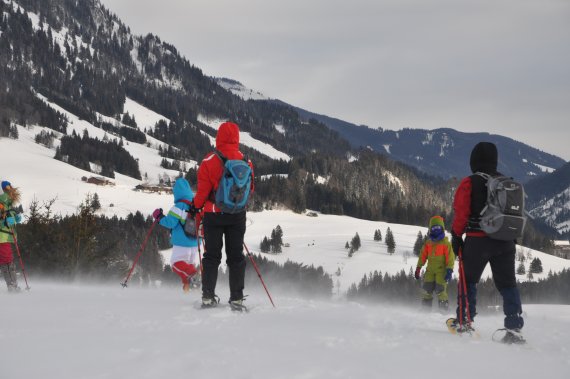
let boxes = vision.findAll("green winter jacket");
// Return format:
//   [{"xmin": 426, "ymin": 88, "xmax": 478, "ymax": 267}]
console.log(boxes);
[
  {"xmin": 416, "ymin": 237, "xmax": 455, "ymax": 275},
  {"xmin": 0, "ymin": 192, "xmax": 15, "ymax": 244}
]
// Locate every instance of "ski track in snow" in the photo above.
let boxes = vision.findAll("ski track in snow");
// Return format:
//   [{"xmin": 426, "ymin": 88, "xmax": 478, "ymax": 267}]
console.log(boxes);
[{"xmin": 0, "ymin": 282, "xmax": 569, "ymax": 379}]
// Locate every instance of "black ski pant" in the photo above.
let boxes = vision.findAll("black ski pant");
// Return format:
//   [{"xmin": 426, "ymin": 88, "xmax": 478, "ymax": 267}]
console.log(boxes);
[
  {"xmin": 456, "ymin": 236, "xmax": 524, "ymax": 330},
  {"xmin": 201, "ymin": 211, "xmax": 246, "ymax": 301}
]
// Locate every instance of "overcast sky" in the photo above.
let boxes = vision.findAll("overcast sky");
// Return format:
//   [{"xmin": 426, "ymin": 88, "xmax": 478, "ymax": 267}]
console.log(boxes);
[{"xmin": 99, "ymin": 0, "xmax": 570, "ymax": 160}]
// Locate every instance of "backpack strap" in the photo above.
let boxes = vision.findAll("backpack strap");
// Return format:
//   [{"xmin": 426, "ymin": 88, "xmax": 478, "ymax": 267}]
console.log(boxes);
[
  {"xmin": 213, "ymin": 149, "xmax": 227, "ymax": 164},
  {"xmin": 179, "ymin": 199, "xmax": 192, "ymax": 207},
  {"xmin": 178, "ymin": 199, "xmax": 195, "ymax": 217},
  {"xmin": 475, "ymin": 172, "xmax": 491, "ymax": 181},
  {"xmin": 214, "ymin": 149, "xmax": 249, "ymax": 164}
]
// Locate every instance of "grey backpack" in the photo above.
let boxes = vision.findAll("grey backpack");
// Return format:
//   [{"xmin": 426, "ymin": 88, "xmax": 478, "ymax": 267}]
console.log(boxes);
[{"xmin": 476, "ymin": 172, "xmax": 526, "ymax": 241}]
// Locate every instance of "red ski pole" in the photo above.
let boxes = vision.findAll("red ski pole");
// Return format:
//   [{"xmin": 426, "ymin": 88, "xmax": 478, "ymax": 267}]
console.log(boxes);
[
  {"xmin": 457, "ymin": 248, "xmax": 473, "ymax": 330},
  {"xmin": 9, "ymin": 226, "xmax": 31, "ymax": 291},
  {"xmin": 121, "ymin": 219, "xmax": 159, "ymax": 288},
  {"xmin": 243, "ymin": 242, "xmax": 275, "ymax": 308}
]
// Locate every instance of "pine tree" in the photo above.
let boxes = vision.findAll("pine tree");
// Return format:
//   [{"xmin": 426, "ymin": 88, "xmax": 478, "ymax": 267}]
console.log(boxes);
[
  {"xmin": 516, "ymin": 261, "xmax": 526, "ymax": 275},
  {"xmin": 374, "ymin": 230, "xmax": 382, "ymax": 241},
  {"xmin": 272, "ymin": 225, "xmax": 283, "ymax": 247},
  {"xmin": 413, "ymin": 231, "xmax": 423, "ymax": 256},
  {"xmin": 9, "ymin": 124, "xmax": 18, "ymax": 139},
  {"xmin": 345, "ymin": 241, "xmax": 350, "ymax": 249},
  {"xmin": 529, "ymin": 257, "xmax": 543, "ymax": 274},
  {"xmin": 260, "ymin": 237, "xmax": 270, "ymax": 253},
  {"xmin": 385, "ymin": 227, "xmax": 396, "ymax": 255},
  {"xmin": 351, "ymin": 233, "xmax": 361, "ymax": 251},
  {"xmin": 91, "ymin": 193, "xmax": 101, "ymax": 211},
  {"xmin": 271, "ymin": 242, "xmax": 282, "ymax": 254}
]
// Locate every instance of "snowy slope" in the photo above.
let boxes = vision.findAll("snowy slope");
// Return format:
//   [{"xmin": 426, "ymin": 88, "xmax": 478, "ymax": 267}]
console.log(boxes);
[
  {"xmin": 216, "ymin": 78, "xmax": 269, "ymax": 101},
  {"xmin": 0, "ymin": 124, "xmax": 176, "ymax": 218},
  {"xmin": 198, "ymin": 115, "xmax": 292, "ymax": 161},
  {"xmin": 0, "ymin": 282, "xmax": 569, "ymax": 379},
  {"xmin": 243, "ymin": 210, "xmax": 570, "ymax": 293},
  {"xmin": 36, "ymin": 94, "xmax": 198, "ymax": 181},
  {"xmin": 122, "ymin": 97, "xmax": 171, "ymax": 132},
  {"xmin": 530, "ymin": 186, "xmax": 570, "ymax": 236}
]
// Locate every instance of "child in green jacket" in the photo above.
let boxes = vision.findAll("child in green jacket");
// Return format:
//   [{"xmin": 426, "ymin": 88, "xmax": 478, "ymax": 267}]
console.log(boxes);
[{"xmin": 415, "ymin": 215, "xmax": 455, "ymax": 311}]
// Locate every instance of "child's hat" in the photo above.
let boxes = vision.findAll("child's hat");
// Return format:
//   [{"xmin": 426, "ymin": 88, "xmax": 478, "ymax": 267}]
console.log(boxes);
[
  {"xmin": 1, "ymin": 181, "xmax": 11, "ymax": 191},
  {"xmin": 429, "ymin": 215, "xmax": 445, "ymax": 229}
]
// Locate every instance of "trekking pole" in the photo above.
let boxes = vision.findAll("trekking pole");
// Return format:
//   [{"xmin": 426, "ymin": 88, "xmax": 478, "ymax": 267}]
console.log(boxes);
[
  {"xmin": 9, "ymin": 226, "xmax": 31, "ymax": 290},
  {"xmin": 457, "ymin": 248, "xmax": 473, "ymax": 329},
  {"xmin": 243, "ymin": 242, "xmax": 275, "ymax": 308},
  {"xmin": 121, "ymin": 219, "xmax": 159, "ymax": 288},
  {"xmin": 196, "ymin": 222, "xmax": 203, "ymax": 275}
]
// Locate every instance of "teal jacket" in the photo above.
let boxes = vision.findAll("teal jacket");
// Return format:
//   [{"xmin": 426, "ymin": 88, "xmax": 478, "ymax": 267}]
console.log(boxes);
[{"xmin": 159, "ymin": 178, "xmax": 198, "ymax": 247}]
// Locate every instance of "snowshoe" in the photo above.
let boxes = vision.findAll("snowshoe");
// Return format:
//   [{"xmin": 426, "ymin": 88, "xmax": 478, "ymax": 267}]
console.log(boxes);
[
  {"xmin": 492, "ymin": 328, "xmax": 526, "ymax": 345},
  {"xmin": 201, "ymin": 295, "xmax": 220, "ymax": 309},
  {"xmin": 228, "ymin": 298, "xmax": 248, "ymax": 313},
  {"xmin": 7, "ymin": 285, "xmax": 22, "ymax": 293},
  {"xmin": 446, "ymin": 317, "xmax": 476, "ymax": 336}
]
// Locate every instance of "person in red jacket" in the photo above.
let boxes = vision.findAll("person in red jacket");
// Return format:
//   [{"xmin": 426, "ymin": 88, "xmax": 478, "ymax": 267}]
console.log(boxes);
[
  {"xmin": 449, "ymin": 142, "xmax": 524, "ymax": 344},
  {"xmin": 193, "ymin": 122, "xmax": 254, "ymax": 310}
]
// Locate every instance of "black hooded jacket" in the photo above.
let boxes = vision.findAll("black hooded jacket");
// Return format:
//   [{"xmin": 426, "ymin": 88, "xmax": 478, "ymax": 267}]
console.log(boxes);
[{"xmin": 452, "ymin": 142, "xmax": 502, "ymax": 236}]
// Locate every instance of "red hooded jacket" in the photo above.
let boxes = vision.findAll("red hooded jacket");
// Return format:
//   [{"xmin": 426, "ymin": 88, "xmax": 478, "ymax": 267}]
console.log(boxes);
[{"xmin": 193, "ymin": 122, "xmax": 254, "ymax": 213}]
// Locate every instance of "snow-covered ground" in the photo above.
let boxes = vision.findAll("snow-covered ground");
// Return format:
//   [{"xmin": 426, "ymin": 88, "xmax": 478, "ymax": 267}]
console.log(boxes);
[{"xmin": 1, "ymin": 282, "xmax": 569, "ymax": 379}]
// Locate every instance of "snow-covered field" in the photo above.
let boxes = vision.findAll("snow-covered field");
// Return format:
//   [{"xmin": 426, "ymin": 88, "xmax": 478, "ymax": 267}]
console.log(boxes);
[
  {"xmin": 243, "ymin": 210, "xmax": 570, "ymax": 293},
  {"xmin": 1, "ymin": 282, "xmax": 569, "ymax": 379}
]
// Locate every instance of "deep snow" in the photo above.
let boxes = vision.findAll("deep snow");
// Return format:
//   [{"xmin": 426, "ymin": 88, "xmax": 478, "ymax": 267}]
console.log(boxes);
[{"xmin": 1, "ymin": 282, "xmax": 569, "ymax": 379}]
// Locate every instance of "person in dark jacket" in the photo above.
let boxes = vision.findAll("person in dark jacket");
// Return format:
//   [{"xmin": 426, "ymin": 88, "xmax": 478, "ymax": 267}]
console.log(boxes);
[
  {"xmin": 192, "ymin": 122, "xmax": 254, "ymax": 310},
  {"xmin": 449, "ymin": 142, "xmax": 525, "ymax": 344}
]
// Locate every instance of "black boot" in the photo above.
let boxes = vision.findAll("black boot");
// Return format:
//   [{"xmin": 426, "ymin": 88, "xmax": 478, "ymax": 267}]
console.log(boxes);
[{"xmin": 438, "ymin": 300, "xmax": 449, "ymax": 311}]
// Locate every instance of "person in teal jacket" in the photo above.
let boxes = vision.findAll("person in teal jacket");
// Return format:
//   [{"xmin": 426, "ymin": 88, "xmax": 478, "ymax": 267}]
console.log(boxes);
[
  {"xmin": 153, "ymin": 177, "xmax": 199, "ymax": 292},
  {"xmin": 415, "ymin": 215, "xmax": 455, "ymax": 311}
]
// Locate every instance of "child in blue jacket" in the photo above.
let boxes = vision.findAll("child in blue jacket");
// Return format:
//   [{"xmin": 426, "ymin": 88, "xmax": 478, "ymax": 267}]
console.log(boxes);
[{"xmin": 153, "ymin": 177, "xmax": 199, "ymax": 292}]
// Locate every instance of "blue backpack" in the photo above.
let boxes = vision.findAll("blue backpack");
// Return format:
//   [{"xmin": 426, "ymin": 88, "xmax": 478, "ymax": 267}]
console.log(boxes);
[{"xmin": 214, "ymin": 149, "xmax": 252, "ymax": 213}]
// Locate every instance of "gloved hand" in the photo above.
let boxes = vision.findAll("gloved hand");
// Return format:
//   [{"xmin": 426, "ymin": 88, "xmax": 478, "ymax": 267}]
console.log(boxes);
[
  {"xmin": 188, "ymin": 201, "xmax": 200, "ymax": 217},
  {"xmin": 152, "ymin": 208, "xmax": 164, "ymax": 221},
  {"xmin": 5, "ymin": 216, "xmax": 16, "ymax": 227},
  {"xmin": 451, "ymin": 232, "xmax": 464, "ymax": 255},
  {"xmin": 445, "ymin": 268, "xmax": 453, "ymax": 282},
  {"xmin": 414, "ymin": 267, "xmax": 422, "ymax": 280}
]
